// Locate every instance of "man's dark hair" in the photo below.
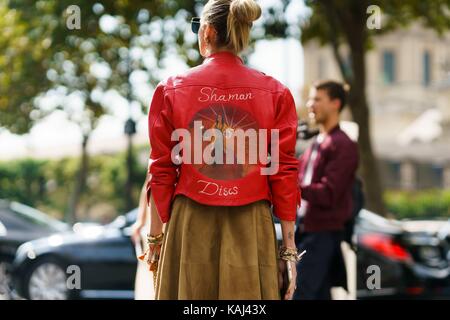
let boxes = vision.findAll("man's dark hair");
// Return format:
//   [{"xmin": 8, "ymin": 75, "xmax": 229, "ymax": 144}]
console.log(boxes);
[{"xmin": 313, "ymin": 80, "xmax": 348, "ymax": 112}]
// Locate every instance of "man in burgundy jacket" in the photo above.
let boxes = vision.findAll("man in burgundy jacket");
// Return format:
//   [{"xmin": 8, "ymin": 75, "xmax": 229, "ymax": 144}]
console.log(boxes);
[{"xmin": 294, "ymin": 80, "xmax": 359, "ymax": 300}]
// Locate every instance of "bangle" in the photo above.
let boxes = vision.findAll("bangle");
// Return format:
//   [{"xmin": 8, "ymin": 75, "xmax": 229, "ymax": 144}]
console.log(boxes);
[
  {"xmin": 147, "ymin": 233, "xmax": 164, "ymax": 245},
  {"xmin": 279, "ymin": 246, "xmax": 301, "ymax": 263}
]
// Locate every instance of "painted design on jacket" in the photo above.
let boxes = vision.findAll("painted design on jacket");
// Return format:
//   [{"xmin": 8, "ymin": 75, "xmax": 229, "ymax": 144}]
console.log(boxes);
[{"xmin": 188, "ymin": 104, "xmax": 260, "ymax": 180}]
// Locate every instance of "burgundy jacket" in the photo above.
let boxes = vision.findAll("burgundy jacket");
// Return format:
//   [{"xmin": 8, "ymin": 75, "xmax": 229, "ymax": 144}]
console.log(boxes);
[
  {"xmin": 147, "ymin": 51, "xmax": 301, "ymax": 223},
  {"xmin": 299, "ymin": 125, "xmax": 358, "ymax": 232}
]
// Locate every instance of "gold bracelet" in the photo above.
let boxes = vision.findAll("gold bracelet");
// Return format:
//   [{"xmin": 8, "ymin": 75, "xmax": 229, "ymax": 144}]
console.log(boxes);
[
  {"xmin": 279, "ymin": 246, "xmax": 298, "ymax": 256},
  {"xmin": 147, "ymin": 233, "xmax": 164, "ymax": 245},
  {"xmin": 279, "ymin": 246, "xmax": 301, "ymax": 262},
  {"xmin": 280, "ymin": 254, "xmax": 299, "ymax": 262}
]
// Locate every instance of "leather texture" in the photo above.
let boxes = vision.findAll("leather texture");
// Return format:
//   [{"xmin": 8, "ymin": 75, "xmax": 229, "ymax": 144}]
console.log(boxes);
[{"xmin": 147, "ymin": 51, "xmax": 300, "ymax": 223}]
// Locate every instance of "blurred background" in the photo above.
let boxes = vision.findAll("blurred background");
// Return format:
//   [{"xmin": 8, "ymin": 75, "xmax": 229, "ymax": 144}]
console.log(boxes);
[{"xmin": 0, "ymin": 0, "xmax": 449, "ymax": 300}]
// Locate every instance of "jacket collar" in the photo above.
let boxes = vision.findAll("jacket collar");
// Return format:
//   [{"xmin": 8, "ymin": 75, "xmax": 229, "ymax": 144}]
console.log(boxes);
[
  {"xmin": 328, "ymin": 124, "xmax": 341, "ymax": 136},
  {"xmin": 203, "ymin": 51, "xmax": 243, "ymax": 65}
]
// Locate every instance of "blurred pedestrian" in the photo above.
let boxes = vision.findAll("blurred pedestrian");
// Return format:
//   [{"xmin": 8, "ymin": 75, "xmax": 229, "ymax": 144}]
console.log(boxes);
[
  {"xmin": 294, "ymin": 80, "xmax": 359, "ymax": 300},
  {"xmin": 131, "ymin": 177, "xmax": 154, "ymax": 300},
  {"xmin": 145, "ymin": 0, "xmax": 301, "ymax": 300}
]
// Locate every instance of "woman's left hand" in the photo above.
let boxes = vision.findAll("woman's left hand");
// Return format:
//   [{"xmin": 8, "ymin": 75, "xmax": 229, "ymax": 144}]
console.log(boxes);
[
  {"xmin": 284, "ymin": 260, "xmax": 297, "ymax": 300},
  {"xmin": 278, "ymin": 259, "xmax": 297, "ymax": 300}
]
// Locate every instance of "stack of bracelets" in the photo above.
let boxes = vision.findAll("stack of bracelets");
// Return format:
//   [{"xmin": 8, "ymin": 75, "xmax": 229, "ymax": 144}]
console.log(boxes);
[
  {"xmin": 278, "ymin": 246, "xmax": 302, "ymax": 263},
  {"xmin": 146, "ymin": 233, "xmax": 164, "ymax": 290}
]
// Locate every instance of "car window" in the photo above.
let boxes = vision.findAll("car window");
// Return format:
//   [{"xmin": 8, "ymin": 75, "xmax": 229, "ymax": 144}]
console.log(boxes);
[
  {"xmin": 125, "ymin": 209, "xmax": 138, "ymax": 226},
  {"xmin": 0, "ymin": 201, "xmax": 68, "ymax": 233},
  {"xmin": 108, "ymin": 208, "xmax": 138, "ymax": 229}
]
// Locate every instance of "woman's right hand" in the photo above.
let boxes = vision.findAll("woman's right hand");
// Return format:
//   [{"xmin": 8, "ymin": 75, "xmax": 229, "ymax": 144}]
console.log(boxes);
[{"xmin": 147, "ymin": 241, "xmax": 162, "ymax": 272}]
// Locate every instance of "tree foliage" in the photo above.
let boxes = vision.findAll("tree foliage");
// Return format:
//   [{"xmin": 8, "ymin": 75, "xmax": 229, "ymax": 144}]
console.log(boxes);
[{"xmin": 299, "ymin": 0, "xmax": 450, "ymax": 215}]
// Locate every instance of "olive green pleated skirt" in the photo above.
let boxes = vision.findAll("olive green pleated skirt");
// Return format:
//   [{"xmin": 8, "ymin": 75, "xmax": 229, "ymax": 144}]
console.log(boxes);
[{"xmin": 155, "ymin": 195, "xmax": 281, "ymax": 300}]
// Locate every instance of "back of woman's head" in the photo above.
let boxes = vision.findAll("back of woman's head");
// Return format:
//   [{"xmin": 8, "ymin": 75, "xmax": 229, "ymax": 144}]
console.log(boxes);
[{"xmin": 202, "ymin": 0, "xmax": 261, "ymax": 54}]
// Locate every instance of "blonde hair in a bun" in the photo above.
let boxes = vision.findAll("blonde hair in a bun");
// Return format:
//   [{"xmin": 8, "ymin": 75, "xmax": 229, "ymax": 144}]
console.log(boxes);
[{"xmin": 202, "ymin": 0, "xmax": 261, "ymax": 53}]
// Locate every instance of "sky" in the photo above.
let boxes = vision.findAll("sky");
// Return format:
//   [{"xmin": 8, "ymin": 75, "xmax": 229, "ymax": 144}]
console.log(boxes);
[{"xmin": 0, "ymin": 1, "xmax": 307, "ymax": 160}]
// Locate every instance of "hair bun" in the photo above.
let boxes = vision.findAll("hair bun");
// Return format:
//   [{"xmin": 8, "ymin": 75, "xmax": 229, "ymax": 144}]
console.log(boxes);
[{"xmin": 229, "ymin": 0, "xmax": 262, "ymax": 25}]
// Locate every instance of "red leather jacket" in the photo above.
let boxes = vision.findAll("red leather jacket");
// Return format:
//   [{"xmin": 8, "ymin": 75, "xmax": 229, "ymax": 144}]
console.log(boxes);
[{"xmin": 147, "ymin": 51, "xmax": 300, "ymax": 223}]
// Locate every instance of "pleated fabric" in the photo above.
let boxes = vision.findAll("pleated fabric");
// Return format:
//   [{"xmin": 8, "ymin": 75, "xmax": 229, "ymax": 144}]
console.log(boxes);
[{"xmin": 155, "ymin": 195, "xmax": 280, "ymax": 300}]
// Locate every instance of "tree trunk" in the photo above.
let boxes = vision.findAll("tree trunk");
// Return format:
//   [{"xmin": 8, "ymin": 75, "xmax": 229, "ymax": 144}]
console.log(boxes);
[
  {"xmin": 125, "ymin": 133, "xmax": 134, "ymax": 212},
  {"xmin": 348, "ymin": 84, "xmax": 387, "ymax": 215},
  {"xmin": 346, "ymin": 27, "xmax": 388, "ymax": 216},
  {"xmin": 66, "ymin": 134, "xmax": 90, "ymax": 224},
  {"xmin": 319, "ymin": 0, "xmax": 388, "ymax": 216}
]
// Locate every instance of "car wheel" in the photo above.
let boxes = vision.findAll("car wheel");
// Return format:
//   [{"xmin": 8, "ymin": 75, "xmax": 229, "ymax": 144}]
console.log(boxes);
[
  {"xmin": 24, "ymin": 258, "xmax": 69, "ymax": 300},
  {"xmin": 0, "ymin": 261, "xmax": 12, "ymax": 300}
]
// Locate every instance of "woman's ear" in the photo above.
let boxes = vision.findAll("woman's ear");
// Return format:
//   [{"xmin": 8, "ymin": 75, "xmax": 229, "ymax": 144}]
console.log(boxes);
[{"xmin": 203, "ymin": 23, "xmax": 217, "ymax": 45}]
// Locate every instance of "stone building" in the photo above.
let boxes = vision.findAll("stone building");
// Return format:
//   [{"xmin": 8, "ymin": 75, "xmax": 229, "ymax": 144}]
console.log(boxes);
[{"xmin": 302, "ymin": 23, "xmax": 450, "ymax": 190}]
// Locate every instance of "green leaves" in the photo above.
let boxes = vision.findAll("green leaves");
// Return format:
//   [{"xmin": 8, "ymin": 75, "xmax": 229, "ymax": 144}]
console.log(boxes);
[
  {"xmin": 302, "ymin": 0, "xmax": 450, "ymax": 47},
  {"xmin": 1, "ymin": 0, "xmax": 305, "ymax": 136},
  {"xmin": 1, "ymin": 0, "xmax": 200, "ymax": 134},
  {"xmin": 0, "ymin": 2, "xmax": 51, "ymax": 133},
  {"xmin": 0, "ymin": 147, "xmax": 148, "ymax": 221},
  {"xmin": 385, "ymin": 189, "xmax": 450, "ymax": 219}
]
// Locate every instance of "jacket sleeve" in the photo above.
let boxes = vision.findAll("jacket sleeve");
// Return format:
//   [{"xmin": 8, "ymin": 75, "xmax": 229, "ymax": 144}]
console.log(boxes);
[
  {"xmin": 301, "ymin": 139, "xmax": 358, "ymax": 209},
  {"xmin": 268, "ymin": 88, "xmax": 301, "ymax": 221},
  {"xmin": 146, "ymin": 82, "xmax": 177, "ymax": 223}
]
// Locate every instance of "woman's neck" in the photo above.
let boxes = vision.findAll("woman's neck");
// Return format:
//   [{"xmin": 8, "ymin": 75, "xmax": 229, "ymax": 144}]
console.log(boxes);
[{"xmin": 208, "ymin": 47, "xmax": 236, "ymax": 56}]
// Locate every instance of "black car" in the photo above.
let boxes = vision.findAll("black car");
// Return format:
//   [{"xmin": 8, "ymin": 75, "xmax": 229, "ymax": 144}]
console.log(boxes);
[
  {"xmin": 355, "ymin": 209, "xmax": 450, "ymax": 299},
  {"xmin": 11, "ymin": 209, "xmax": 138, "ymax": 300},
  {"xmin": 0, "ymin": 200, "xmax": 69, "ymax": 298},
  {"xmin": 274, "ymin": 208, "xmax": 450, "ymax": 299},
  {"xmin": 11, "ymin": 204, "xmax": 450, "ymax": 300}
]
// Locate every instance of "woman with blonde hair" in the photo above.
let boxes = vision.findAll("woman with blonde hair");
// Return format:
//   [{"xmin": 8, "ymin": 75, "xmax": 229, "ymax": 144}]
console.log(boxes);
[{"xmin": 145, "ymin": 0, "xmax": 301, "ymax": 300}]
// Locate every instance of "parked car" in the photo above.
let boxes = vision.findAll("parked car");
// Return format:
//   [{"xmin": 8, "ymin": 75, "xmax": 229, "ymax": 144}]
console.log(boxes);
[
  {"xmin": 355, "ymin": 209, "xmax": 450, "ymax": 299},
  {"xmin": 0, "ymin": 200, "xmax": 69, "ymax": 298},
  {"xmin": 274, "ymin": 208, "xmax": 450, "ymax": 299},
  {"xmin": 11, "ymin": 209, "xmax": 138, "ymax": 300},
  {"xmin": 11, "ymin": 201, "xmax": 450, "ymax": 300}
]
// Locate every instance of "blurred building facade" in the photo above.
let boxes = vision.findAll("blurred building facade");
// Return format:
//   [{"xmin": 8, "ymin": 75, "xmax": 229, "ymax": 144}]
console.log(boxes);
[{"xmin": 302, "ymin": 23, "xmax": 450, "ymax": 190}]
